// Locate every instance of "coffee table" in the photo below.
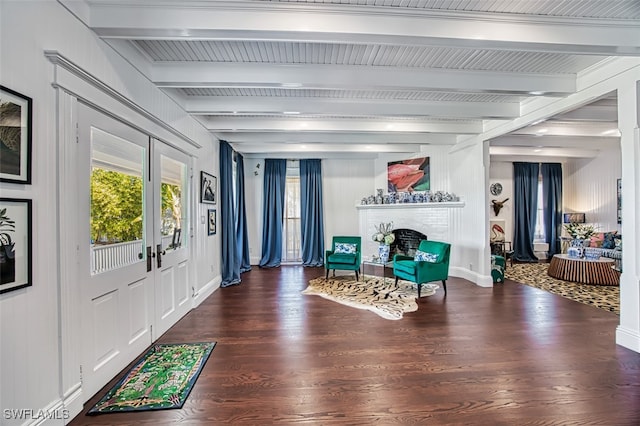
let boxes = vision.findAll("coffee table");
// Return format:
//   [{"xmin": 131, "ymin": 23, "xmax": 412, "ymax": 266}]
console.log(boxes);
[
  {"xmin": 361, "ymin": 259, "xmax": 394, "ymax": 283},
  {"xmin": 548, "ymin": 254, "xmax": 620, "ymax": 286}
]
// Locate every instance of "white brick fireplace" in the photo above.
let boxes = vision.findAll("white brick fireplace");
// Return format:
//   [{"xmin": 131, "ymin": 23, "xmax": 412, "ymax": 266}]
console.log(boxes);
[{"xmin": 357, "ymin": 202, "xmax": 465, "ymax": 260}]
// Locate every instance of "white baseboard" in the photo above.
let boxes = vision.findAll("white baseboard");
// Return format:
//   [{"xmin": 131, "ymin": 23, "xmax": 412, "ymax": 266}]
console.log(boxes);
[
  {"xmin": 450, "ymin": 267, "xmax": 493, "ymax": 287},
  {"xmin": 193, "ymin": 275, "xmax": 221, "ymax": 307},
  {"xmin": 616, "ymin": 325, "xmax": 640, "ymax": 353},
  {"xmin": 62, "ymin": 383, "xmax": 83, "ymax": 425},
  {"xmin": 21, "ymin": 397, "xmax": 69, "ymax": 426}
]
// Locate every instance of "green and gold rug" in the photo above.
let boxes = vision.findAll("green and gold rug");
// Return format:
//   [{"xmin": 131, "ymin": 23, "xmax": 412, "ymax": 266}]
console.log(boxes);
[
  {"xmin": 505, "ymin": 263, "xmax": 619, "ymax": 314},
  {"xmin": 303, "ymin": 275, "xmax": 438, "ymax": 320},
  {"xmin": 88, "ymin": 342, "xmax": 216, "ymax": 414}
]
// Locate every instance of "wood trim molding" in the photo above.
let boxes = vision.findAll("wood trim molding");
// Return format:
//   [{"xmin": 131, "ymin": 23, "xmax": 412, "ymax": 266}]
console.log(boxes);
[{"xmin": 44, "ymin": 50, "xmax": 202, "ymax": 149}]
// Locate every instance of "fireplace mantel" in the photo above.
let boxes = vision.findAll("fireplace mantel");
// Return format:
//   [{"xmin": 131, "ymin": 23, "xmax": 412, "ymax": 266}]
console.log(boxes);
[{"xmin": 356, "ymin": 201, "xmax": 465, "ymax": 210}]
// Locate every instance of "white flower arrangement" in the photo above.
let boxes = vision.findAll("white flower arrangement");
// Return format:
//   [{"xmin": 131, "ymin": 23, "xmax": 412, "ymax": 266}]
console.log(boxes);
[
  {"xmin": 372, "ymin": 222, "xmax": 395, "ymax": 245},
  {"xmin": 564, "ymin": 223, "xmax": 597, "ymax": 240}
]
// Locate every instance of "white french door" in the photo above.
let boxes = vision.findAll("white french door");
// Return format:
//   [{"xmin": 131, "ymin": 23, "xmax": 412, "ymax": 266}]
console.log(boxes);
[
  {"xmin": 151, "ymin": 140, "xmax": 192, "ymax": 338},
  {"xmin": 77, "ymin": 104, "xmax": 192, "ymax": 401}
]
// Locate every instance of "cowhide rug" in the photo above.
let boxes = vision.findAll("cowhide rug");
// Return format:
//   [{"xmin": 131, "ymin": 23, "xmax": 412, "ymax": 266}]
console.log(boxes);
[{"xmin": 302, "ymin": 275, "xmax": 438, "ymax": 320}]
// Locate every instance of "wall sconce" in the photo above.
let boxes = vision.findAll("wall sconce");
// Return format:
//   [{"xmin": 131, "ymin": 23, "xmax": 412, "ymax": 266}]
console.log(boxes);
[{"xmin": 563, "ymin": 212, "xmax": 586, "ymax": 223}]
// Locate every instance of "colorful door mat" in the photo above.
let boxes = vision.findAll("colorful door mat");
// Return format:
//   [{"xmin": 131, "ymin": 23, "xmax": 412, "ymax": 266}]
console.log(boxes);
[{"xmin": 88, "ymin": 342, "xmax": 216, "ymax": 414}]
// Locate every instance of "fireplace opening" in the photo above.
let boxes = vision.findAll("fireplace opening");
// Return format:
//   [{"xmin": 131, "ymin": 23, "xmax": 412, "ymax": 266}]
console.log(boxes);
[{"xmin": 389, "ymin": 228, "xmax": 428, "ymax": 258}]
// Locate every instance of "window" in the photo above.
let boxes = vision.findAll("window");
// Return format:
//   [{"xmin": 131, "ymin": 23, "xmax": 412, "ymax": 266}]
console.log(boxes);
[
  {"xmin": 534, "ymin": 178, "xmax": 545, "ymax": 242},
  {"xmin": 282, "ymin": 173, "xmax": 302, "ymax": 263}
]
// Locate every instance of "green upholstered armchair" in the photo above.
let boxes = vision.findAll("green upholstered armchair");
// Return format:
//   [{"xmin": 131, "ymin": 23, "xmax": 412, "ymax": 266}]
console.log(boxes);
[
  {"xmin": 393, "ymin": 240, "xmax": 451, "ymax": 297},
  {"xmin": 325, "ymin": 236, "xmax": 362, "ymax": 280}
]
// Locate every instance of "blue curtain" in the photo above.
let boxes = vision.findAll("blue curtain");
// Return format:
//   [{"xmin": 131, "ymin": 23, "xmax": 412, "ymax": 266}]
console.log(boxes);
[
  {"xmin": 235, "ymin": 153, "xmax": 252, "ymax": 273},
  {"xmin": 259, "ymin": 159, "xmax": 286, "ymax": 267},
  {"xmin": 542, "ymin": 163, "xmax": 563, "ymax": 256},
  {"xmin": 513, "ymin": 162, "xmax": 539, "ymax": 262},
  {"xmin": 300, "ymin": 159, "xmax": 325, "ymax": 266},
  {"xmin": 219, "ymin": 141, "xmax": 241, "ymax": 286}
]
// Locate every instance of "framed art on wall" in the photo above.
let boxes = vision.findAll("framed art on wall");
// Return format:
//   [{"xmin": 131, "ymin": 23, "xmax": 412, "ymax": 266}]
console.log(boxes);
[
  {"xmin": 0, "ymin": 86, "xmax": 32, "ymax": 184},
  {"xmin": 0, "ymin": 198, "xmax": 32, "ymax": 294},
  {"xmin": 387, "ymin": 156, "xmax": 429, "ymax": 193},
  {"xmin": 207, "ymin": 209, "xmax": 216, "ymax": 235},
  {"xmin": 200, "ymin": 171, "xmax": 216, "ymax": 204}
]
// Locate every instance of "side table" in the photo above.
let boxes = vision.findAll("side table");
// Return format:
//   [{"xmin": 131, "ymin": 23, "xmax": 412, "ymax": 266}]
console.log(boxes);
[
  {"xmin": 362, "ymin": 259, "xmax": 394, "ymax": 283},
  {"xmin": 548, "ymin": 254, "xmax": 620, "ymax": 286}
]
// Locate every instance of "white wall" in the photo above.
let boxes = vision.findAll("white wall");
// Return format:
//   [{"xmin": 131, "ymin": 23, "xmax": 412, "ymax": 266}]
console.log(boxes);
[
  {"xmin": 322, "ymin": 159, "xmax": 375, "ymax": 249},
  {"xmin": 0, "ymin": 1, "xmax": 217, "ymax": 424},
  {"xmin": 564, "ymin": 148, "xmax": 622, "ymax": 234},
  {"xmin": 489, "ymin": 161, "xmax": 515, "ymax": 243}
]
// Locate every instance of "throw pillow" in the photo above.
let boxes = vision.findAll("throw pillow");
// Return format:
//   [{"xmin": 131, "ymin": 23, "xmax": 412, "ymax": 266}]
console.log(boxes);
[
  {"xmin": 602, "ymin": 231, "xmax": 618, "ymax": 249},
  {"xmin": 415, "ymin": 250, "xmax": 438, "ymax": 262},
  {"xmin": 589, "ymin": 232, "xmax": 605, "ymax": 248},
  {"xmin": 334, "ymin": 243, "xmax": 357, "ymax": 254}
]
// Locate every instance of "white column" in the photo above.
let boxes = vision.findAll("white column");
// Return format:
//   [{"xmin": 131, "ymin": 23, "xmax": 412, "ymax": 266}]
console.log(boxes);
[{"xmin": 616, "ymin": 78, "xmax": 640, "ymax": 353}]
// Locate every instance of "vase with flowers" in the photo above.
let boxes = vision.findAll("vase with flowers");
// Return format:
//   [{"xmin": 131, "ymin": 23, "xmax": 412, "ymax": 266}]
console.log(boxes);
[
  {"xmin": 564, "ymin": 223, "xmax": 596, "ymax": 258},
  {"xmin": 372, "ymin": 221, "xmax": 395, "ymax": 263}
]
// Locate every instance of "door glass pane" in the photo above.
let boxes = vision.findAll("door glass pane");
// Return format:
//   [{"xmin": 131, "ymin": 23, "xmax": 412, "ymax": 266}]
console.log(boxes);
[
  {"xmin": 160, "ymin": 154, "xmax": 188, "ymax": 252},
  {"xmin": 90, "ymin": 127, "xmax": 145, "ymax": 275}
]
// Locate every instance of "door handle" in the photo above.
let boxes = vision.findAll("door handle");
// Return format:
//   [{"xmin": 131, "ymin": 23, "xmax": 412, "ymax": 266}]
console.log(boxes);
[
  {"xmin": 146, "ymin": 246, "xmax": 152, "ymax": 272},
  {"xmin": 156, "ymin": 244, "xmax": 163, "ymax": 268}
]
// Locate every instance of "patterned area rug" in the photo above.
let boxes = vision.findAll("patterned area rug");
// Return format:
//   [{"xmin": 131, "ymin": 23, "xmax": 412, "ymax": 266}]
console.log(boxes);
[
  {"xmin": 505, "ymin": 263, "xmax": 619, "ymax": 314},
  {"xmin": 303, "ymin": 275, "xmax": 438, "ymax": 320},
  {"xmin": 88, "ymin": 342, "xmax": 216, "ymax": 414}
]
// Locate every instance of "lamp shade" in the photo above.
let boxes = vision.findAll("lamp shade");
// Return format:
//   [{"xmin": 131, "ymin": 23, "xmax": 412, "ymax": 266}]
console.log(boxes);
[{"xmin": 563, "ymin": 212, "xmax": 586, "ymax": 223}]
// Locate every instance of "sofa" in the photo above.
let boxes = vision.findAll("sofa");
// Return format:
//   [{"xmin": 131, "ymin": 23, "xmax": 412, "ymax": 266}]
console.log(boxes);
[{"xmin": 589, "ymin": 232, "xmax": 622, "ymax": 271}]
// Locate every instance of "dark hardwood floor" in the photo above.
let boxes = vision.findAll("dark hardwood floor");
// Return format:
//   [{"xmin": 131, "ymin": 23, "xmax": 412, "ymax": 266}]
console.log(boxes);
[{"xmin": 70, "ymin": 266, "xmax": 640, "ymax": 425}]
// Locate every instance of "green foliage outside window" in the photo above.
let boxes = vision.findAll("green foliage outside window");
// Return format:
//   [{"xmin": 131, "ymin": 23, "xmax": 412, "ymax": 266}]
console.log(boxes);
[
  {"xmin": 91, "ymin": 168, "xmax": 143, "ymax": 244},
  {"xmin": 161, "ymin": 183, "xmax": 182, "ymax": 236}
]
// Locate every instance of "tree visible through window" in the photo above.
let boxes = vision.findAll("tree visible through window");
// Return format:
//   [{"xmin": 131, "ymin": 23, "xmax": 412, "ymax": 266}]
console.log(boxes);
[{"xmin": 90, "ymin": 168, "xmax": 143, "ymax": 244}]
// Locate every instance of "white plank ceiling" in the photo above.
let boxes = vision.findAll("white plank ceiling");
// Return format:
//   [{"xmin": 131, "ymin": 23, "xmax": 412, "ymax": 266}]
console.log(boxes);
[{"xmin": 65, "ymin": 0, "xmax": 639, "ymax": 157}]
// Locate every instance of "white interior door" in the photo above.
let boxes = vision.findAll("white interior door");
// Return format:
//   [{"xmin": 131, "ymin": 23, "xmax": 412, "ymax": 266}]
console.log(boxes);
[
  {"xmin": 152, "ymin": 141, "xmax": 192, "ymax": 338},
  {"xmin": 78, "ymin": 104, "xmax": 154, "ymax": 400}
]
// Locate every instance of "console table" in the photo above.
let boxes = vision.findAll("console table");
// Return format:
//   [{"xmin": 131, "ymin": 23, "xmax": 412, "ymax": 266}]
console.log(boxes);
[{"xmin": 548, "ymin": 254, "xmax": 620, "ymax": 286}]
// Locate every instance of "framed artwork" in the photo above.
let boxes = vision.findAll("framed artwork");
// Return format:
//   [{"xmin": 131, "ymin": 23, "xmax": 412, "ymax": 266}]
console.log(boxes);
[
  {"xmin": 490, "ymin": 220, "xmax": 506, "ymax": 242},
  {"xmin": 387, "ymin": 156, "xmax": 430, "ymax": 193},
  {"xmin": 0, "ymin": 198, "xmax": 32, "ymax": 294},
  {"xmin": 200, "ymin": 171, "xmax": 216, "ymax": 204},
  {"xmin": 207, "ymin": 209, "xmax": 216, "ymax": 235},
  {"xmin": 617, "ymin": 178, "xmax": 622, "ymax": 224},
  {"xmin": 0, "ymin": 86, "xmax": 32, "ymax": 184}
]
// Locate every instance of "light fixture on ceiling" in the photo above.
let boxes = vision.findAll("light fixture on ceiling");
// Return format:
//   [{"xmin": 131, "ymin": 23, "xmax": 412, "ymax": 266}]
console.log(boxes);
[
  {"xmin": 283, "ymin": 111, "xmax": 300, "ymax": 115},
  {"xmin": 529, "ymin": 91, "xmax": 545, "ymax": 95}
]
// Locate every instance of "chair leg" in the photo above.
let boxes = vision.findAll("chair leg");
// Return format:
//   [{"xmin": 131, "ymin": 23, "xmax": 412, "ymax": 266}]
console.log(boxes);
[
  {"xmin": 333, "ymin": 270, "xmax": 336, "ymax": 277},
  {"xmin": 395, "ymin": 276, "xmax": 399, "ymax": 285},
  {"xmin": 417, "ymin": 283, "xmax": 421, "ymax": 298},
  {"xmin": 442, "ymin": 280, "xmax": 447, "ymax": 294},
  {"xmin": 325, "ymin": 269, "xmax": 329, "ymax": 279},
  {"xmin": 355, "ymin": 270, "xmax": 359, "ymax": 281}
]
